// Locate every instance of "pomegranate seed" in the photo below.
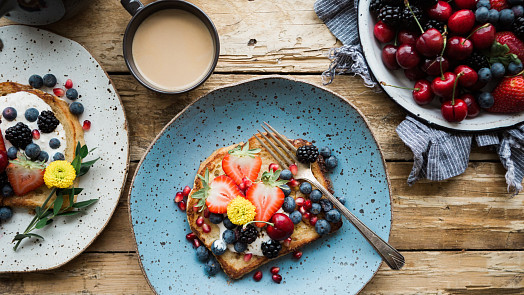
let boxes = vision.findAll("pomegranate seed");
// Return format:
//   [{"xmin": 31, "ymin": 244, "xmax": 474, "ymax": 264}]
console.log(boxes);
[
  {"xmin": 182, "ymin": 185, "xmax": 191, "ymax": 196},
  {"xmin": 65, "ymin": 79, "xmax": 73, "ymax": 89},
  {"xmin": 192, "ymin": 238, "xmax": 201, "ymax": 248},
  {"xmin": 288, "ymin": 179, "xmax": 299, "ymax": 187},
  {"xmin": 298, "ymin": 206, "xmax": 307, "ymax": 215},
  {"xmin": 32, "ymin": 129, "xmax": 40, "ymax": 140},
  {"xmin": 202, "ymin": 223, "xmax": 211, "ymax": 233},
  {"xmin": 244, "ymin": 253, "xmax": 253, "ymax": 262},
  {"xmin": 283, "ymin": 237, "xmax": 292, "ymax": 248},
  {"xmin": 186, "ymin": 233, "xmax": 197, "ymax": 242},
  {"xmin": 272, "ymin": 274, "xmax": 282, "ymax": 284},
  {"xmin": 242, "ymin": 177, "xmax": 253, "ymax": 188},
  {"xmin": 253, "ymin": 271, "xmax": 263, "ymax": 282},
  {"xmin": 239, "ymin": 182, "xmax": 246, "ymax": 191},
  {"xmin": 204, "ymin": 208, "xmax": 210, "ymax": 218},
  {"xmin": 174, "ymin": 192, "xmax": 184, "ymax": 203},
  {"xmin": 309, "ymin": 215, "xmax": 318, "ymax": 226},
  {"xmin": 193, "ymin": 204, "xmax": 200, "ymax": 212},
  {"xmin": 292, "ymin": 251, "xmax": 303, "ymax": 260},
  {"xmin": 268, "ymin": 163, "xmax": 280, "ymax": 172},
  {"xmin": 295, "ymin": 197, "xmax": 305, "ymax": 207},
  {"xmin": 178, "ymin": 200, "xmax": 186, "ymax": 211},
  {"xmin": 82, "ymin": 120, "xmax": 91, "ymax": 131},
  {"xmin": 53, "ymin": 88, "xmax": 65, "ymax": 97},
  {"xmin": 270, "ymin": 267, "xmax": 280, "ymax": 275},
  {"xmin": 289, "ymin": 164, "xmax": 298, "ymax": 175},
  {"xmin": 304, "ymin": 200, "xmax": 313, "ymax": 210},
  {"xmin": 196, "ymin": 216, "xmax": 204, "ymax": 227},
  {"xmin": 302, "ymin": 211, "xmax": 311, "ymax": 221}
]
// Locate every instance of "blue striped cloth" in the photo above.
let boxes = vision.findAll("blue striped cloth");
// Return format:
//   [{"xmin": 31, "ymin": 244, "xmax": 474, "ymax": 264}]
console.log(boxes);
[{"xmin": 315, "ymin": 0, "xmax": 524, "ymax": 194}]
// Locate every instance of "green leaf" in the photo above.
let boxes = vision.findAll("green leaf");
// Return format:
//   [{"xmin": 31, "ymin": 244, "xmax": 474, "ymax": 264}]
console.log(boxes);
[
  {"xmin": 81, "ymin": 158, "xmax": 99, "ymax": 168},
  {"xmin": 72, "ymin": 199, "xmax": 98, "ymax": 209},
  {"xmin": 26, "ymin": 233, "xmax": 44, "ymax": 240},
  {"xmin": 53, "ymin": 194, "xmax": 63, "ymax": 216},
  {"xmin": 75, "ymin": 142, "xmax": 82, "ymax": 157},
  {"xmin": 13, "ymin": 234, "xmax": 28, "ymax": 241},
  {"xmin": 71, "ymin": 156, "xmax": 82, "ymax": 174},
  {"xmin": 80, "ymin": 145, "xmax": 89, "ymax": 158},
  {"xmin": 41, "ymin": 210, "xmax": 53, "ymax": 219},
  {"xmin": 490, "ymin": 41, "xmax": 510, "ymax": 57},
  {"xmin": 35, "ymin": 218, "xmax": 49, "ymax": 229},
  {"xmin": 89, "ymin": 147, "xmax": 97, "ymax": 153},
  {"xmin": 69, "ymin": 185, "xmax": 75, "ymax": 208},
  {"xmin": 57, "ymin": 211, "xmax": 81, "ymax": 216},
  {"xmin": 35, "ymin": 206, "xmax": 42, "ymax": 217},
  {"xmin": 78, "ymin": 165, "xmax": 90, "ymax": 177},
  {"xmin": 62, "ymin": 187, "xmax": 83, "ymax": 195}
]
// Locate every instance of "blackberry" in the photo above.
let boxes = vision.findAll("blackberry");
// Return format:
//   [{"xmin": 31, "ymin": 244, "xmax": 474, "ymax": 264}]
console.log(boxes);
[
  {"xmin": 5, "ymin": 122, "xmax": 32, "ymax": 149},
  {"xmin": 237, "ymin": 224, "xmax": 258, "ymax": 244},
  {"xmin": 296, "ymin": 145, "xmax": 319, "ymax": 164},
  {"xmin": 401, "ymin": 5, "xmax": 424, "ymax": 30},
  {"xmin": 261, "ymin": 239, "xmax": 282, "ymax": 259},
  {"xmin": 37, "ymin": 110, "xmax": 59, "ymax": 133},
  {"xmin": 464, "ymin": 52, "xmax": 490, "ymax": 71},
  {"xmin": 424, "ymin": 19, "xmax": 445, "ymax": 33},
  {"xmin": 410, "ymin": 0, "xmax": 437, "ymax": 8},
  {"xmin": 513, "ymin": 17, "xmax": 524, "ymax": 39},
  {"xmin": 369, "ymin": 0, "xmax": 384, "ymax": 14},
  {"xmin": 382, "ymin": 0, "xmax": 403, "ymax": 5},
  {"xmin": 0, "ymin": 172, "xmax": 8, "ymax": 187},
  {"xmin": 378, "ymin": 5, "xmax": 402, "ymax": 27}
]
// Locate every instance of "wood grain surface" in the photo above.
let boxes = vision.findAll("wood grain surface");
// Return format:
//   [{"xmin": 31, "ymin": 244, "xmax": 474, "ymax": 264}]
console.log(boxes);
[{"xmin": 1, "ymin": 0, "xmax": 523, "ymax": 294}]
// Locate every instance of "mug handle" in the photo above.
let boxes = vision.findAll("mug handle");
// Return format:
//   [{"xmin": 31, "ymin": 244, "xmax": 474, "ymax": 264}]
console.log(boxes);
[{"xmin": 121, "ymin": 0, "xmax": 144, "ymax": 16}]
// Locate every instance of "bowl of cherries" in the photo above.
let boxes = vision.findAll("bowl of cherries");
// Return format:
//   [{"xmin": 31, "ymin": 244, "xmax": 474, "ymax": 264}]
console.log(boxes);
[{"xmin": 358, "ymin": 0, "xmax": 524, "ymax": 131}]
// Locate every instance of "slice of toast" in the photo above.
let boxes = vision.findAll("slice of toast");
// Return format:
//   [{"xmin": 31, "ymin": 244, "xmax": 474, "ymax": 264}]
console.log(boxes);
[
  {"xmin": 0, "ymin": 82, "xmax": 85, "ymax": 208},
  {"xmin": 187, "ymin": 134, "xmax": 342, "ymax": 279}
]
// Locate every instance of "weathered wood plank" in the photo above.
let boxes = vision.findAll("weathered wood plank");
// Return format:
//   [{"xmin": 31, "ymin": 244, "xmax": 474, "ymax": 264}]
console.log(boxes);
[
  {"xmin": 0, "ymin": 0, "xmax": 338, "ymax": 73},
  {"xmin": 0, "ymin": 251, "xmax": 521, "ymax": 294},
  {"xmin": 86, "ymin": 161, "xmax": 523, "ymax": 252}
]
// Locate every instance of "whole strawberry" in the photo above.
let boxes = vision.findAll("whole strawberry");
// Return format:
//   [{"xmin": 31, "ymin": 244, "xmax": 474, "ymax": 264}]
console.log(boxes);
[
  {"xmin": 490, "ymin": 0, "xmax": 509, "ymax": 11},
  {"xmin": 488, "ymin": 76, "xmax": 524, "ymax": 113},
  {"xmin": 495, "ymin": 32, "xmax": 524, "ymax": 63}
]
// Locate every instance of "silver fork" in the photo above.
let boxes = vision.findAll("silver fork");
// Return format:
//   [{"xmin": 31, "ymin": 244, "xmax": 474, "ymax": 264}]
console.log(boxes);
[{"xmin": 255, "ymin": 122, "xmax": 405, "ymax": 270}]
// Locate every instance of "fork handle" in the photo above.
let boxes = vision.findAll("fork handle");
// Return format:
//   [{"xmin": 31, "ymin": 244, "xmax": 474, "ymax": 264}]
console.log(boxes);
[{"xmin": 306, "ymin": 177, "xmax": 405, "ymax": 270}]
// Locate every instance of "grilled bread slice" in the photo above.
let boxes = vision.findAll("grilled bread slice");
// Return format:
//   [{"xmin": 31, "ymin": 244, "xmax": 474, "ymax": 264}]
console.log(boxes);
[
  {"xmin": 0, "ymin": 82, "xmax": 85, "ymax": 208},
  {"xmin": 187, "ymin": 134, "xmax": 342, "ymax": 279}
]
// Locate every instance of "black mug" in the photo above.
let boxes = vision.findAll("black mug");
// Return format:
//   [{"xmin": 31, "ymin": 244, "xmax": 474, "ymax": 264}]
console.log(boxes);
[
  {"xmin": 121, "ymin": 0, "xmax": 220, "ymax": 94},
  {"xmin": 0, "ymin": 0, "xmax": 90, "ymax": 25}
]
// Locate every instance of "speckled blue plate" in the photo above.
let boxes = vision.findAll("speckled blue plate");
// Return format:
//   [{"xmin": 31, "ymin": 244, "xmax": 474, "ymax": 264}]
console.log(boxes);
[{"xmin": 128, "ymin": 76, "xmax": 392, "ymax": 295}]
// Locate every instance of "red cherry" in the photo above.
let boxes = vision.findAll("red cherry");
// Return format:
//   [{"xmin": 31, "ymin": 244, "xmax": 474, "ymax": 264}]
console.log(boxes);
[
  {"xmin": 374, "ymin": 21, "xmax": 395, "ymax": 43},
  {"xmin": 446, "ymin": 36, "xmax": 473, "ymax": 60},
  {"xmin": 428, "ymin": 1, "xmax": 453, "ymax": 22},
  {"xmin": 448, "ymin": 10, "xmax": 475, "ymax": 35},
  {"xmin": 431, "ymin": 72, "xmax": 457, "ymax": 98},
  {"xmin": 404, "ymin": 67, "xmax": 427, "ymax": 81},
  {"xmin": 467, "ymin": 79, "xmax": 487, "ymax": 91},
  {"xmin": 441, "ymin": 99, "xmax": 468, "ymax": 122},
  {"xmin": 454, "ymin": 0, "xmax": 477, "ymax": 10},
  {"xmin": 422, "ymin": 57, "xmax": 449, "ymax": 76},
  {"xmin": 471, "ymin": 24, "xmax": 496, "ymax": 50},
  {"xmin": 416, "ymin": 29, "xmax": 444, "ymax": 57},
  {"xmin": 0, "ymin": 151, "xmax": 7, "ymax": 173},
  {"xmin": 396, "ymin": 44, "xmax": 421, "ymax": 69},
  {"xmin": 461, "ymin": 94, "xmax": 481, "ymax": 118},
  {"xmin": 253, "ymin": 271, "xmax": 263, "ymax": 282},
  {"xmin": 266, "ymin": 213, "xmax": 295, "ymax": 241},
  {"xmin": 270, "ymin": 267, "xmax": 280, "ymax": 275},
  {"xmin": 412, "ymin": 80, "xmax": 434, "ymax": 105},
  {"xmin": 381, "ymin": 45, "xmax": 400, "ymax": 70},
  {"xmin": 454, "ymin": 65, "xmax": 478, "ymax": 88},
  {"xmin": 398, "ymin": 30, "xmax": 419, "ymax": 46}
]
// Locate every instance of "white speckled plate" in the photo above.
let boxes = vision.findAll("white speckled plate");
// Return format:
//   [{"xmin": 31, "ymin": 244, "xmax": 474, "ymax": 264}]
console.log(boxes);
[{"xmin": 0, "ymin": 25, "xmax": 129, "ymax": 272}]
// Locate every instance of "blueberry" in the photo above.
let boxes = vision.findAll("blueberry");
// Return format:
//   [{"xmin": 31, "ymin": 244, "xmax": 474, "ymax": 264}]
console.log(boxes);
[
  {"xmin": 478, "ymin": 92, "xmax": 495, "ymax": 109},
  {"xmin": 282, "ymin": 196, "xmax": 296, "ymax": 213},
  {"xmin": 211, "ymin": 239, "xmax": 227, "ymax": 256},
  {"xmin": 488, "ymin": 9, "xmax": 500, "ymax": 24},
  {"xmin": 478, "ymin": 68, "xmax": 492, "ymax": 83},
  {"xmin": 204, "ymin": 257, "xmax": 221, "ymax": 276},
  {"xmin": 69, "ymin": 102, "xmax": 84, "ymax": 115},
  {"xmin": 325, "ymin": 156, "xmax": 338, "ymax": 170},
  {"xmin": 309, "ymin": 189, "xmax": 322, "ymax": 202},
  {"xmin": 223, "ymin": 216, "xmax": 236, "ymax": 229},
  {"xmin": 310, "ymin": 203, "xmax": 321, "ymax": 215},
  {"xmin": 314, "ymin": 219, "xmax": 331, "ymax": 235},
  {"xmin": 222, "ymin": 229, "xmax": 236, "ymax": 244},
  {"xmin": 279, "ymin": 169, "xmax": 292, "ymax": 180},
  {"xmin": 499, "ymin": 9, "xmax": 515, "ymax": 26},
  {"xmin": 337, "ymin": 196, "xmax": 346, "ymax": 205},
  {"xmin": 28, "ymin": 74, "xmax": 43, "ymax": 88},
  {"xmin": 509, "ymin": 0, "xmax": 524, "ymax": 4},
  {"xmin": 508, "ymin": 62, "xmax": 523, "ymax": 75},
  {"xmin": 2, "ymin": 107, "xmax": 17, "ymax": 121},
  {"xmin": 196, "ymin": 245, "xmax": 209, "ymax": 262},
  {"xmin": 326, "ymin": 209, "xmax": 341, "ymax": 223},
  {"xmin": 280, "ymin": 184, "xmax": 291, "ymax": 196},
  {"xmin": 319, "ymin": 146, "xmax": 331, "ymax": 158},
  {"xmin": 7, "ymin": 147, "xmax": 17, "ymax": 159},
  {"xmin": 208, "ymin": 213, "xmax": 223, "ymax": 224},
  {"xmin": 49, "ymin": 138, "xmax": 61, "ymax": 149},
  {"xmin": 24, "ymin": 143, "xmax": 41, "ymax": 160},
  {"xmin": 1, "ymin": 184, "xmax": 13, "ymax": 198},
  {"xmin": 289, "ymin": 211, "xmax": 302, "ymax": 224},
  {"xmin": 233, "ymin": 241, "xmax": 247, "ymax": 252},
  {"xmin": 66, "ymin": 88, "xmax": 79, "ymax": 100},
  {"xmin": 299, "ymin": 182, "xmax": 312, "ymax": 194},
  {"xmin": 53, "ymin": 152, "xmax": 65, "ymax": 161},
  {"xmin": 476, "ymin": 6, "xmax": 490, "ymax": 23},
  {"xmin": 513, "ymin": 5, "xmax": 524, "ymax": 17},
  {"xmin": 477, "ymin": 0, "xmax": 490, "ymax": 8},
  {"xmin": 37, "ymin": 151, "xmax": 49, "ymax": 162},
  {"xmin": 42, "ymin": 74, "xmax": 57, "ymax": 87},
  {"xmin": 319, "ymin": 199, "xmax": 333, "ymax": 212}
]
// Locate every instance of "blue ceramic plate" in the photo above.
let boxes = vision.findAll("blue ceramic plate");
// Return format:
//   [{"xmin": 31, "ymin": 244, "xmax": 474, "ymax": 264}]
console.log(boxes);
[{"xmin": 128, "ymin": 77, "xmax": 392, "ymax": 295}]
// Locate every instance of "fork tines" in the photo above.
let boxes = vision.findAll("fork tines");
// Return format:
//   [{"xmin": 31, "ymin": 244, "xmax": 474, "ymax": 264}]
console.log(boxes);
[{"xmin": 254, "ymin": 122, "xmax": 297, "ymax": 169}]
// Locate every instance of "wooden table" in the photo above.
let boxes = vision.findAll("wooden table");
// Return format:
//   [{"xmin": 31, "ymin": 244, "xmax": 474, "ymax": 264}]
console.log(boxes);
[{"xmin": 1, "ymin": 0, "xmax": 523, "ymax": 294}]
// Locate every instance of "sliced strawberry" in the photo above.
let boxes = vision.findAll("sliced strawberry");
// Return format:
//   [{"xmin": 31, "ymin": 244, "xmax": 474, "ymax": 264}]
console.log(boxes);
[
  {"xmin": 222, "ymin": 143, "xmax": 262, "ymax": 186},
  {"xmin": 246, "ymin": 170, "xmax": 287, "ymax": 227},
  {"xmin": 6, "ymin": 155, "xmax": 45, "ymax": 196},
  {"xmin": 191, "ymin": 169, "xmax": 243, "ymax": 214}
]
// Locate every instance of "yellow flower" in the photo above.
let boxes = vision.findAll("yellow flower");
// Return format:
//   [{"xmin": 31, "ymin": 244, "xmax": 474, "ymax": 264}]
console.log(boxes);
[
  {"xmin": 227, "ymin": 196, "xmax": 256, "ymax": 225},
  {"xmin": 44, "ymin": 161, "xmax": 76, "ymax": 188}
]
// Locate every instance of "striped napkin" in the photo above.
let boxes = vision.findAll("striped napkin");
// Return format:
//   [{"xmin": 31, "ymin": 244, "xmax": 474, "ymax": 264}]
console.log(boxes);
[{"xmin": 314, "ymin": 0, "xmax": 524, "ymax": 194}]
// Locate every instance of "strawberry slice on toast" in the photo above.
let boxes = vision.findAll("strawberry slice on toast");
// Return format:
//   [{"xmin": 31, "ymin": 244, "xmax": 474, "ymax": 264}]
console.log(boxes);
[
  {"xmin": 192, "ymin": 169, "xmax": 243, "ymax": 214},
  {"xmin": 222, "ymin": 143, "xmax": 262, "ymax": 186},
  {"xmin": 6, "ymin": 155, "xmax": 45, "ymax": 196},
  {"xmin": 246, "ymin": 170, "xmax": 287, "ymax": 227}
]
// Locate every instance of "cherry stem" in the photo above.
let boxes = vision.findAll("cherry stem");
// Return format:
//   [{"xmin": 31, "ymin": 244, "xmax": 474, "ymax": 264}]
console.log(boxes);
[
  {"xmin": 404, "ymin": 0, "xmax": 424, "ymax": 34},
  {"xmin": 451, "ymin": 72, "xmax": 464, "ymax": 106},
  {"xmin": 440, "ymin": 26, "xmax": 448, "ymax": 80},
  {"xmin": 380, "ymin": 81, "xmax": 420, "ymax": 92},
  {"xmin": 464, "ymin": 23, "xmax": 490, "ymax": 43},
  {"xmin": 243, "ymin": 220, "xmax": 274, "ymax": 228}
]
